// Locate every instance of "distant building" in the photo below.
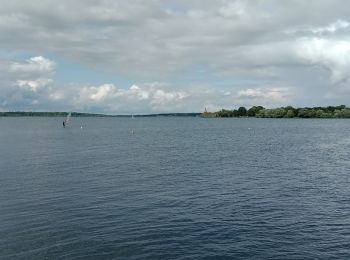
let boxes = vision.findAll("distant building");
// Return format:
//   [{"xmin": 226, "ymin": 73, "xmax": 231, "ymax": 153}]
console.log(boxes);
[{"xmin": 201, "ymin": 107, "xmax": 217, "ymax": 118}]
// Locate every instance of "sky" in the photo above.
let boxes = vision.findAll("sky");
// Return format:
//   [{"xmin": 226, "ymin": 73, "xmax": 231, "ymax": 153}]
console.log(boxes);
[{"xmin": 1, "ymin": 0, "xmax": 350, "ymax": 114}]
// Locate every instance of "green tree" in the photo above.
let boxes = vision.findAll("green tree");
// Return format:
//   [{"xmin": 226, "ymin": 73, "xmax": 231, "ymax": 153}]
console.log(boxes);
[
  {"xmin": 285, "ymin": 110, "xmax": 295, "ymax": 118},
  {"xmin": 247, "ymin": 106, "xmax": 264, "ymax": 117},
  {"xmin": 298, "ymin": 108, "xmax": 309, "ymax": 118},
  {"xmin": 217, "ymin": 109, "xmax": 233, "ymax": 117},
  {"xmin": 256, "ymin": 109, "xmax": 266, "ymax": 118},
  {"xmin": 237, "ymin": 107, "xmax": 247, "ymax": 117}
]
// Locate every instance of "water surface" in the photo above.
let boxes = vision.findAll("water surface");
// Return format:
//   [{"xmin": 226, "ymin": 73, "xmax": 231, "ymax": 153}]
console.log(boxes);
[{"xmin": 1, "ymin": 117, "xmax": 350, "ymax": 259}]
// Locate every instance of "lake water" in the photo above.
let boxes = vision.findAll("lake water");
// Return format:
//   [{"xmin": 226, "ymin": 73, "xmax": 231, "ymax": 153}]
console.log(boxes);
[{"xmin": 1, "ymin": 117, "xmax": 350, "ymax": 259}]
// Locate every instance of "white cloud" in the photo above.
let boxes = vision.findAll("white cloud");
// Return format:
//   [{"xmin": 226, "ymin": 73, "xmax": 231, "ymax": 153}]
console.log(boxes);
[
  {"xmin": 311, "ymin": 19, "xmax": 350, "ymax": 34},
  {"xmin": 129, "ymin": 85, "xmax": 150, "ymax": 100},
  {"xmin": 296, "ymin": 37, "xmax": 350, "ymax": 83},
  {"xmin": 1, "ymin": 53, "xmax": 295, "ymax": 113},
  {"xmin": 0, "ymin": 56, "xmax": 59, "ymax": 110},
  {"xmin": 15, "ymin": 78, "xmax": 53, "ymax": 92},
  {"xmin": 10, "ymin": 56, "xmax": 56, "ymax": 74},
  {"xmin": 238, "ymin": 87, "xmax": 289, "ymax": 102},
  {"xmin": 49, "ymin": 91, "xmax": 64, "ymax": 101},
  {"xmin": 0, "ymin": 54, "xmax": 298, "ymax": 113},
  {"xmin": 151, "ymin": 89, "xmax": 188, "ymax": 105},
  {"xmin": 287, "ymin": 19, "xmax": 350, "ymax": 36},
  {"xmin": 68, "ymin": 82, "xmax": 293, "ymax": 113},
  {"xmin": 75, "ymin": 83, "xmax": 192, "ymax": 112},
  {"xmin": 80, "ymin": 84, "xmax": 115, "ymax": 102}
]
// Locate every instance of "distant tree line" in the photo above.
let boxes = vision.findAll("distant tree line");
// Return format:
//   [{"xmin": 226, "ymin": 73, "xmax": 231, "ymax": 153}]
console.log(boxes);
[
  {"xmin": 0, "ymin": 112, "xmax": 110, "ymax": 117},
  {"xmin": 215, "ymin": 105, "xmax": 350, "ymax": 118},
  {"xmin": 137, "ymin": 113, "xmax": 201, "ymax": 117}
]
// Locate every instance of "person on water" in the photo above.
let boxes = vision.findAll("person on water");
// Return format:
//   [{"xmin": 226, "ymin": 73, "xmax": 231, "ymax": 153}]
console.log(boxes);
[{"xmin": 63, "ymin": 120, "xmax": 66, "ymax": 128}]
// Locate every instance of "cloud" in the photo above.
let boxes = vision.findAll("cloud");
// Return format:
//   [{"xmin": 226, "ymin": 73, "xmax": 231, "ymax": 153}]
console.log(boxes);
[
  {"xmin": 9, "ymin": 56, "xmax": 56, "ymax": 94},
  {"xmin": 311, "ymin": 19, "xmax": 350, "ymax": 34},
  {"xmin": 1, "ymin": 0, "xmax": 344, "ymax": 77},
  {"xmin": 296, "ymin": 37, "xmax": 350, "ymax": 83},
  {"xmin": 238, "ymin": 87, "xmax": 289, "ymax": 101},
  {"xmin": 287, "ymin": 19, "xmax": 350, "ymax": 36},
  {"xmin": 1, "ymin": 1, "xmax": 350, "ymax": 111},
  {"xmin": 0, "ymin": 56, "xmax": 58, "ymax": 110},
  {"xmin": 68, "ymin": 82, "xmax": 292, "ymax": 113},
  {"xmin": 218, "ymin": 0, "xmax": 247, "ymax": 18},
  {"xmin": 15, "ymin": 78, "xmax": 53, "ymax": 92},
  {"xmin": 0, "ymin": 54, "xmax": 295, "ymax": 113},
  {"xmin": 80, "ymin": 84, "xmax": 115, "ymax": 102},
  {"xmin": 75, "ymin": 83, "xmax": 193, "ymax": 113},
  {"xmin": 10, "ymin": 56, "xmax": 56, "ymax": 74}
]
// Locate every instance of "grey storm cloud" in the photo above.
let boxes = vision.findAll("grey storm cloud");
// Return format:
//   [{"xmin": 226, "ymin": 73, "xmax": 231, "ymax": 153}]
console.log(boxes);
[{"xmin": 1, "ymin": 0, "xmax": 350, "ymax": 112}]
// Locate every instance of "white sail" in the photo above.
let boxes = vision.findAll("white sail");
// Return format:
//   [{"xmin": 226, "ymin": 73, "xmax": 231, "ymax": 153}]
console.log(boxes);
[
  {"xmin": 63, "ymin": 112, "xmax": 71, "ymax": 128},
  {"xmin": 66, "ymin": 112, "xmax": 72, "ymax": 124}
]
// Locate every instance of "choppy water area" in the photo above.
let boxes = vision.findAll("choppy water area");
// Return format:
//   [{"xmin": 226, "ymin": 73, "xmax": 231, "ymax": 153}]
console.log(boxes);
[{"xmin": 1, "ymin": 117, "xmax": 350, "ymax": 259}]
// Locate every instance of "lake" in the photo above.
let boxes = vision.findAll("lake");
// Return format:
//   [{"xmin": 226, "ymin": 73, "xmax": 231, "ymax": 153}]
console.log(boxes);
[{"xmin": 1, "ymin": 117, "xmax": 350, "ymax": 259}]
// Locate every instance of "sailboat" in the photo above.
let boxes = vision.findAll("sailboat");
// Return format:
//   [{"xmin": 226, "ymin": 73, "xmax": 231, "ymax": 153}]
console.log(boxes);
[{"xmin": 63, "ymin": 112, "xmax": 71, "ymax": 128}]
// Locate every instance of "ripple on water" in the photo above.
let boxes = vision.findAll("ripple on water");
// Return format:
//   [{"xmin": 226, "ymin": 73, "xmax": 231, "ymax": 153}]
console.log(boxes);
[{"xmin": 1, "ymin": 117, "xmax": 350, "ymax": 259}]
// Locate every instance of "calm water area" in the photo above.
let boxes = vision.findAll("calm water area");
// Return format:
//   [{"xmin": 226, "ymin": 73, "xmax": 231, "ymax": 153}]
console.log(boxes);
[{"xmin": 1, "ymin": 117, "xmax": 350, "ymax": 259}]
